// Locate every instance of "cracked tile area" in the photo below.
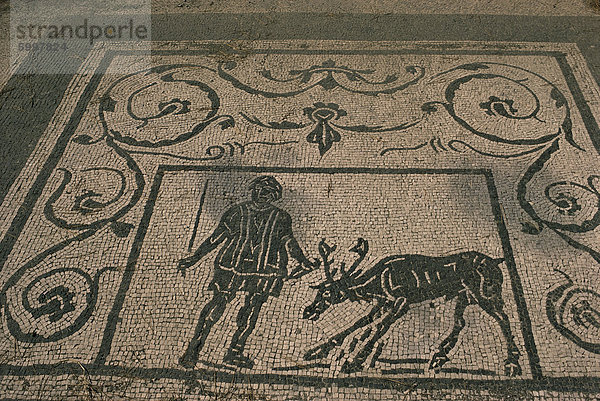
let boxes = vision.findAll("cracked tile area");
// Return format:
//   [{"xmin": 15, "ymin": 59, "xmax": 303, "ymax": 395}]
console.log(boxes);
[{"xmin": 1, "ymin": 41, "xmax": 600, "ymax": 400}]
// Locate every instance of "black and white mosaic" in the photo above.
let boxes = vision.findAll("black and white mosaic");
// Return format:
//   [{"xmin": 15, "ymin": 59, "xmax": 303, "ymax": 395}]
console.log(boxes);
[{"xmin": 1, "ymin": 41, "xmax": 600, "ymax": 399}]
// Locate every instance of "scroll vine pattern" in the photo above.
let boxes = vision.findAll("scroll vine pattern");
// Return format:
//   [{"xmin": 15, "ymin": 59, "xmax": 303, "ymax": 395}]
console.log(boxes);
[
  {"xmin": 223, "ymin": 59, "xmax": 427, "ymax": 155},
  {"xmin": 218, "ymin": 59, "xmax": 426, "ymax": 98},
  {"xmin": 1, "ymin": 59, "xmax": 599, "ymax": 356},
  {"xmin": 0, "ymin": 65, "xmax": 241, "ymax": 343},
  {"xmin": 381, "ymin": 62, "xmax": 581, "ymax": 158},
  {"xmin": 0, "ymin": 60, "xmax": 427, "ymax": 343}
]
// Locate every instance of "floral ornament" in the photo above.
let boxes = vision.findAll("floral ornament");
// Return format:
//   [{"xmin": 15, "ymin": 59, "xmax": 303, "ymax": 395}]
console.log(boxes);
[
  {"xmin": 303, "ymin": 103, "xmax": 347, "ymax": 156},
  {"xmin": 240, "ymin": 102, "xmax": 421, "ymax": 156},
  {"xmin": 479, "ymin": 96, "xmax": 519, "ymax": 118},
  {"xmin": 219, "ymin": 59, "xmax": 426, "ymax": 97}
]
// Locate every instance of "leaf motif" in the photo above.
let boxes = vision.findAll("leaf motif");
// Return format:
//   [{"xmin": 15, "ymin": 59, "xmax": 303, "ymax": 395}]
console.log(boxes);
[
  {"xmin": 551, "ymin": 87, "xmax": 566, "ymax": 108},
  {"xmin": 459, "ymin": 63, "xmax": 490, "ymax": 71},
  {"xmin": 72, "ymin": 135, "xmax": 94, "ymax": 144},
  {"xmin": 260, "ymin": 69, "xmax": 274, "ymax": 79},
  {"xmin": 300, "ymin": 73, "xmax": 313, "ymax": 84},
  {"xmin": 268, "ymin": 121, "xmax": 305, "ymax": 129},
  {"xmin": 307, "ymin": 123, "xmax": 341, "ymax": 156},
  {"xmin": 223, "ymin": 61, "xmax": 237, "ymax": 70},
  {"xmin": 421, "ymin": 103, "xmax": 439, "ymax": 113},
  {"xmin": 383, "ymin": 74, "xmax": 398, "ymax": 83},
  {"xmin": 100, "ymin": 96, "xmax": 116, "ymax": 112},
  {"xmin": 80, "ymin": 199, "xmax": 104, "ymax": 211},
  {"xmin": 521, "ymin": 221, "xmax": 543, "ymax": 235},
  {"xmin": 217, "ymin": 118, "xmax": 235, "ymax": 130},
  {"xmin": 110, "ymin": 221, "xmax": 134, "ymax": 237},
  {"xmin": 72, "ymin": 191, "xmax": 103, "ymax": 214}
]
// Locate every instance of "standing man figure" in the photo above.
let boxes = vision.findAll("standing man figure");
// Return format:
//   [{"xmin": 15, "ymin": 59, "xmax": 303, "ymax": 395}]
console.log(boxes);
[{"xmin": 178, "ymin": 175, "xmax": 318, "ymax": 369}]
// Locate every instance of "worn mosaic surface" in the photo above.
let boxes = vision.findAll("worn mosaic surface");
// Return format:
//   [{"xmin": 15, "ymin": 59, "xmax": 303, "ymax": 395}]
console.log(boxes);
[{"xmin": 1, "ymin": 41, "xmax": 600, "ymax": 400}]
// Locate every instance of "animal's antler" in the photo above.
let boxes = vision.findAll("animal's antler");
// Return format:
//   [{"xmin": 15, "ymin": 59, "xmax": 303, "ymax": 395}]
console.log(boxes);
[
  {"xmin": 318, "ymin": 238, "xmax": 337, "ymax": 282},
  {"xmin": 342, "ymin": 238, "xmax": 369, "ymax": 280}
]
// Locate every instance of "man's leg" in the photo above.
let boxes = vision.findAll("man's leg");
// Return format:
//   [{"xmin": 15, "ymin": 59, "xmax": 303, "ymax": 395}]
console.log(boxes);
[
  {"xmin": 179, "ymin": 291, "xmax": 232, "ymax": 368},
  {"xmin": 224, "ymin": 293, "xmax": 268, "ymax": 369}
]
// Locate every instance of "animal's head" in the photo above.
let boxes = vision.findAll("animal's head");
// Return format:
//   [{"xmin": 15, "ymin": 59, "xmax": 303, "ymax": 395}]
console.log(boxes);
[
  {"xmin": 303, "ymin": 280, "xmax": 345, "ymax": 320},
  {"xmin": 302, "ymin": 238, "xmax": 368, "ymax": 321}
]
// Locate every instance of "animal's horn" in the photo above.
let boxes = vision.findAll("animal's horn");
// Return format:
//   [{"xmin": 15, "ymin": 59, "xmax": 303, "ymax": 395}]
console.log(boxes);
[
  {"xmin": 319, "ymin": 238, "xmax": 337, "ymax": 282},
  {"xmin": 345, "ymin": 238, "xmax": 368, "ymax": 278},
  {"xmin": 349, "ymin": 238, "xmax": 369, "ymax": 256},
  {"xmin": 340, "ymin": 262, "xmax": 347, "ymax": 278}
]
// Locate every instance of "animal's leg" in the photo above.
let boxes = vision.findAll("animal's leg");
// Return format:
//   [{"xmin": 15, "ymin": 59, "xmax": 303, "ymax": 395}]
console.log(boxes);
[
  {"xmin": 478, "ymin": 298, "xmax": 522, "ymax": 376},
  {"xmin": 429, "ymin": 292, "xmax": 469, "ymax": 372},
  {"xmin": 342, "ymin": 298, "xmax": 408, "ymax": 373},
  {"xmin": 304, "ymin": 306, "xmax": 383, "ymax": 361}
]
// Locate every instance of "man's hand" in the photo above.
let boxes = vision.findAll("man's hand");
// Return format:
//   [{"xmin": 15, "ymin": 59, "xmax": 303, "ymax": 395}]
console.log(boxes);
[
  {"xmin": 288, "ymin": 258, "xmax": 320, "ymax": 280},
  {"xmin": 177, "ymin": 257, "xmax": 195, "ymax": 278},
  {"xmin": 308, "ymin": 258, "xmax": 321, "ymax": 270}
]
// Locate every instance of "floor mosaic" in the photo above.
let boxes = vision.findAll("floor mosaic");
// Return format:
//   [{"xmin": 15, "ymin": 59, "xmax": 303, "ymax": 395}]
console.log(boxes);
[{"xmin": 1, "ymin": 40, "xmax": 600, "ymax": 400}]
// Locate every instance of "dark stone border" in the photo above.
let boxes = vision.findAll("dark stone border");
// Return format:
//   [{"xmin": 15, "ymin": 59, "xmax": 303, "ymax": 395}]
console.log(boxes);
[
  {"xmin": 0, "ymin": 28, "xmax": 599, "ymax": 392},
  {"xmin": 6, "ymin": 165, "xmax": 540, "ymax": 388}
]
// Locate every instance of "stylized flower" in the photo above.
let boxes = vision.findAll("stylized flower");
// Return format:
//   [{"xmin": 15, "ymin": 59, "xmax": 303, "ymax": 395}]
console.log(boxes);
[
  {"xmin": 479, "ymin": 96, "xmax": 519, "ymax": 118},
  {"xmin": 303, "ymin": 103, "xmax": 347, "ymax": 155},
  {"xmin": 241, "ymin": 100, "xmax": 419, "ymax": 156}
]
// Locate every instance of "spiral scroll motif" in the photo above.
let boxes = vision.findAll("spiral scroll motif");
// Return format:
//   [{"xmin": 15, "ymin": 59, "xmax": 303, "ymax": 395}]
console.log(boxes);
[
  {"xmin": 547, "ymin": 270, "xmax": 600, "ymax": 354},
  {"xmin": 541, "ymin": 176, "xmax": 600, "ymax": 232},
  {"xmin": 1, "ymin": 258, "xmax": 113, "ymax": 343},
  {"xmin": 100, "ymin": 65, "xmax": 234, "ymax": 148},
  {"xmin": 423, "ymin": 62, "xmax": 576, "ymax": 148}
]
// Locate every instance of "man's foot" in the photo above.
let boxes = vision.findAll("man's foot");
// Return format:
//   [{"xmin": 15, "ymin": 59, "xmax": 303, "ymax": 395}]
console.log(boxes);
[
  {"xmin": 224, "ymin": 350, "xmax": 254, "ymax": 369},
  {"xmin": 179, "ymin": 349, "xmax": 199, "ymax": 369}
]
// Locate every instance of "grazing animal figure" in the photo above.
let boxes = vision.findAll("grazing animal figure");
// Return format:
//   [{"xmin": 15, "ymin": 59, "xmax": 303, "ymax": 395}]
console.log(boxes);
[{"xmin": 302, "ymin": 238, "xmax": 521, "ymax": 375}]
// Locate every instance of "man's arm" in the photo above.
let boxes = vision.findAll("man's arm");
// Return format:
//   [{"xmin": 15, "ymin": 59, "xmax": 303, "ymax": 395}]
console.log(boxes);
[
  {"xmin": 285, "ymin": 236, "xmax": 320, "ymax": 279},
  {"xmin": 285, "ymin": 236, "xmax": 312, "ymax": 267},
  {"xmin": 280, "ymin": 212, "xmax": 320, "ymax": 279},
  {"xmin": 178, "ymin": 213, "xmax": 231, "ymax": 277}
]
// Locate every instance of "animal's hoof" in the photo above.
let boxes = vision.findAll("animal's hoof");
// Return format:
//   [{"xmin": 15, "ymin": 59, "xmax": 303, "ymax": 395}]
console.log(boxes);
[
  {"xmin": 428, "ymin": 353, "xmax": 450, "ymax": 372},
  {"xmin": 504, "ymin": 361, "xmax": 522, "ymax": 377},
  {"xmin": 341, "ymin": 360, "xmax": 364, "ymax": 374},
  {"xmin": 304, "ymin": 345, "xmax": 331, "ymax": 361}
]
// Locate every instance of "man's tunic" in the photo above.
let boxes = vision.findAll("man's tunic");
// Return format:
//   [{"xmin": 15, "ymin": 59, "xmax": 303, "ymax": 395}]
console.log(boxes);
[{"xmin": 208, "ymin": 201, "xmax": 294, "ymax": 295}]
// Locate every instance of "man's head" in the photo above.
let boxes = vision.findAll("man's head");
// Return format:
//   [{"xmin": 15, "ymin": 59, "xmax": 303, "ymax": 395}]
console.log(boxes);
[{"xmin": 249, "ymin": 176, "xmax": 283, "ymax": 204}]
